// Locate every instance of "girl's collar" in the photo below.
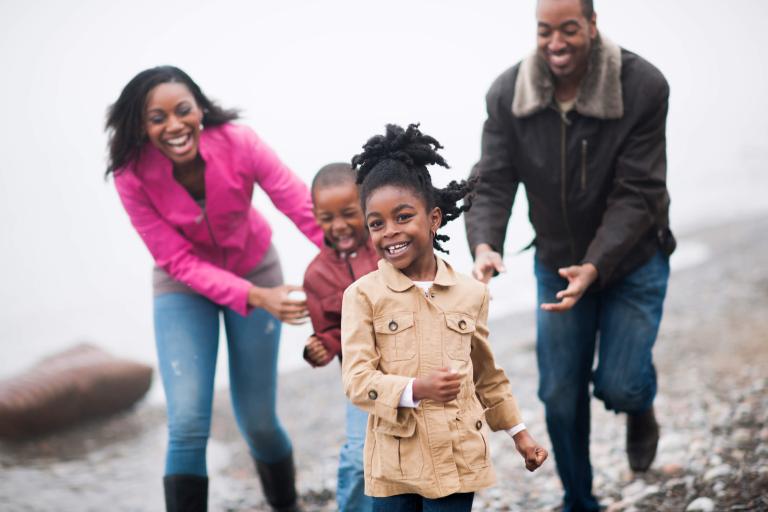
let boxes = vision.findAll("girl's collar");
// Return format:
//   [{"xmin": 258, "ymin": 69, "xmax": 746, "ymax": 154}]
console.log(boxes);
[{"xmin": 378, "ymin": 256, "xmax": 456, "ymax": 292}]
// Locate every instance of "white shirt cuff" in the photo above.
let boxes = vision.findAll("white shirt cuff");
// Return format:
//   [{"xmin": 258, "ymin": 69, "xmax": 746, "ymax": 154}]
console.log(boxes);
[
  {"xmin": 398, "ymin": 378, "xmax": 421, "ymax": 408},
  {"xmin": 505, "ymin": 423, "xmax": 527, "ymax": 438}
]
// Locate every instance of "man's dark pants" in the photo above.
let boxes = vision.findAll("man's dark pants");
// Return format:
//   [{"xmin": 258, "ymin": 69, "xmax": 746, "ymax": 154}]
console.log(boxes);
[{"xmin": 535, "ymin": 250, "xmax": 670, "ymax": 512}]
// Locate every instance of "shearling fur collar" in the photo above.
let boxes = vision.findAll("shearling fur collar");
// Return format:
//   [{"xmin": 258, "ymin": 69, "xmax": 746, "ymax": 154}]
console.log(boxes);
[{"xmin": 512, "ymin": 34, "xmax": 623, "ymax": 119}]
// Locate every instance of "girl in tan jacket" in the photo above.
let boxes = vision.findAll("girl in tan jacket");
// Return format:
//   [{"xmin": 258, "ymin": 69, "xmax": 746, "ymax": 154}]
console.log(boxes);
[{"xmin": 341, "ymin": 124, "xmax": 548, "ymax": 511}]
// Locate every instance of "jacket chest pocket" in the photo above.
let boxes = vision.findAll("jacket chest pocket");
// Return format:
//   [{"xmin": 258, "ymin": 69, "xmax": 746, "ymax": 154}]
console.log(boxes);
[
  {"xmin": 374, "ymin": 312, "xmax": 416, "ymax": 362},
  {"xmin": 444, "ymin": 313, "xmax": 475, "ymax": 361}
]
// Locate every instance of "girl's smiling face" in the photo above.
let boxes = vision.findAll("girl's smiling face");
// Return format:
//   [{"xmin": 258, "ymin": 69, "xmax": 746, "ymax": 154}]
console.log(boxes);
[
  {"xmin": 144, "ymin": 82, "xmax": 204, "ymax": 166},
  {"xmin": 365, "ymin": 185, "xmax": 441, "ymax": 281}
]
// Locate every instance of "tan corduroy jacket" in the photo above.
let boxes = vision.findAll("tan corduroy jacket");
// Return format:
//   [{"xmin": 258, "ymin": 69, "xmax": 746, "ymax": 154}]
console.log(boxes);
[{"xmin": 341, "ymin": 257, "xmax": 523, "ymax": 498}]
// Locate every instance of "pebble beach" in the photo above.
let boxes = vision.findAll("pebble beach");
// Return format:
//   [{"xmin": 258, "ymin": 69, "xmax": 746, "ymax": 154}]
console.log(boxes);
[{"xmin": 1, "ymin": 216, "xmax": 767, "ymax": 512}]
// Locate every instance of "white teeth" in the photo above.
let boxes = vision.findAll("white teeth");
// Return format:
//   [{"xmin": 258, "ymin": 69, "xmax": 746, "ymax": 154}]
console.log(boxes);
[
  {"xmin": 166, "ymin": 134, "xmax": 189, "ymax": 147},
  {"xmin": 386, "ymin": 242, "xmax": 409, "ymax": 255}
]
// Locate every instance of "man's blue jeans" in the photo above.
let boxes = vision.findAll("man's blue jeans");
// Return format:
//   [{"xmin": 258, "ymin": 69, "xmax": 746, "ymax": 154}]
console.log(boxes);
[
  {"xmin": 154, "ymin": 292, "xmax": 293, "ymax": 476},
  {"xmin": 372, "ymin": 492, "xmax": 474, "ymax": 512},
  {"xmin": 337, "ymin": 399, "xmax": 372, "ymax": 512},
  {"xmin": 535, "ymin": 250, "xmax": 669, "ymax": 512}
]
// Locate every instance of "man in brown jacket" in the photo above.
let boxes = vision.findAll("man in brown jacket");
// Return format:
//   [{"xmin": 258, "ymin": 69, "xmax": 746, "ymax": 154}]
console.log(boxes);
[{"xmin": 465, "ymin": 1, "xmax": 675, "ymax": 510}]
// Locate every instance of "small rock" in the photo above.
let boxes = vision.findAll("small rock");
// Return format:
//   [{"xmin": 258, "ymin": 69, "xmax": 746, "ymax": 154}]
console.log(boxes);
[
  {"xmin": 606, "ymin": 501, "xmax": 629, "ymax": 512},
  {"xmin": 703, "ymin": 464, "xmax": 731, "ymax": 482},
  {"xmin": 661, "ymin": 462, "xmax": 685, "ymax": 477},
  {"xmin": 665, "ymin": 477, "xmax": 683, "ymax": 487},
  {"xmin": 732, "ymin": 428, "xmax": 752, "ymax": 447},
  {"xmin": 734, "ymin": 402, "xmax": 753, "ymax": 423},
  {"xmin": 713, "ymin": 480, "xmax": 726, "ymax": 495},
  {"xmin": 759, "ymin": 428, "xmax": 768, "ymax": 442},
  {"xmin": 686, "ymin": 496, "xmax": 715, "ymax": 512},
  {"xmin": 621, "ymin": 480, "xmax": 646, "ymax": 500}
]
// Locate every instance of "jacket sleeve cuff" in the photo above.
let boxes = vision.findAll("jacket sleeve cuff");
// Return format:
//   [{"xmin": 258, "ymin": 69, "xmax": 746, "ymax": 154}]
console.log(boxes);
[
  {"xmin": 484, "ymin": 396, "xmax": 523, "ymax": 432},
  {"xmin": 369, "ymin": 374, "xmax": 413, "ymax": 426},
  {"xmin": 235, "ymin": 278, "xmax": 254, "ymax": 317}
]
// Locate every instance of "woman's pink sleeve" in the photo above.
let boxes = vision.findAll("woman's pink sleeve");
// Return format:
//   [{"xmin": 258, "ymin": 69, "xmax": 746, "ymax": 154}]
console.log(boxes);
[
  {"xmin": 246, "ymin": 130, "xmax": 324, "ymax": 248},
  {"xmin": 115, "ymin": 173, "xmax": 254, "ymax": 316}
]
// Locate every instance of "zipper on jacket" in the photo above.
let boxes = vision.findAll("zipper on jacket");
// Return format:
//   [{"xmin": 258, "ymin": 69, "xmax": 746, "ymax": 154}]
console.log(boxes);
[
  {"xmin": 580, "ymin": 139, "xmax": 588, "ymax": 191},
  {"xmin": 202, "ymin": 207, "xmax": 227, "ymax": 267},
  {"xmin": 560, "ymin": 111, "xmax": 577, "ymax": 261}
]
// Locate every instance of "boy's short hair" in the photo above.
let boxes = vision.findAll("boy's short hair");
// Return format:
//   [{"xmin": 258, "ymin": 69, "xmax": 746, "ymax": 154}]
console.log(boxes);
[{"xmin": 311, "ymin": 162, "xmax": 356, "ymax": 200}]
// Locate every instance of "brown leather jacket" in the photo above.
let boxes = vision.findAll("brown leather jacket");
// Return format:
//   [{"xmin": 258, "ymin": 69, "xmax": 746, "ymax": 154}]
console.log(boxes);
[
  {"xmin": 341, "ymin": 257, "xmax": 523, "ymax": 498},
  {"xmin": 465, "ymin": 35, "xmax": 675, "ymax": 287}
]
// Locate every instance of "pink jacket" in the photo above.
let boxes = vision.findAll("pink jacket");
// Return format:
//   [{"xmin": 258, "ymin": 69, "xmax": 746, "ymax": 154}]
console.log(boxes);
[{"xmin": 115, "ymin": 123, "xmax": 323, "ymax": 316}]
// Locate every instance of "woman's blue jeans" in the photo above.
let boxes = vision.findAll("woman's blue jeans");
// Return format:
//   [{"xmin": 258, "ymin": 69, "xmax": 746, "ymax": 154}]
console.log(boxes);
[
  {"xmin": 535, "ymin": 250, "xmax": 669, "ymax": 512},
  {"xmin": 154, "ymin": 292, "xmax": 292, "ymax": 477}
]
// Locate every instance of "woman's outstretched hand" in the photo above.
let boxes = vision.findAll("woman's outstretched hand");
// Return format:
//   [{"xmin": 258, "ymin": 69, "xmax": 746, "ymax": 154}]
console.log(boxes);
[
  {"xmin": 513, "ymin": 430, "xmax": 548, "ymax": 472},
  {"xmin": 248, "ymin": 285, "xmax": 309, "ymax": 325}
]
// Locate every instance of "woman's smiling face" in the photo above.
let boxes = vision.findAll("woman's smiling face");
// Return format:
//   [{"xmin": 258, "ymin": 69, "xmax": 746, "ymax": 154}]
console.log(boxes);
[
  {"xmin": 365, "ymin": 185, "xmax": 441, "ymax": 280},
  {"xmin": 144, "ymin": 82, "xmax": 204, "ymax": 166}
]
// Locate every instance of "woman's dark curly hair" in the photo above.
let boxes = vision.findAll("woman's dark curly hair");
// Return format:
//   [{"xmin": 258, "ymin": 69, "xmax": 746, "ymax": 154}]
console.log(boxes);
[
  {"xmin": 104, "ymin": 65, "xmax": 239, "ymax": 177},
  {"xmin": 351, "ymin": 123, "xmax": 475, "ymax": 253}
]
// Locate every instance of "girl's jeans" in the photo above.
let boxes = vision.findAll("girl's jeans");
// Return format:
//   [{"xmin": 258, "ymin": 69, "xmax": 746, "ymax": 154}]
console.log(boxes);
[
  {"xmin": 372, "ymin": 492, "xmax": 474, "ymax": 512},
  {"xmin": 154, "ymin": 292, "xmax": 292, "ymax": 476},
  {"xmin": 535, "ymin": 250, "xmax": 670, "ymax": 512}
]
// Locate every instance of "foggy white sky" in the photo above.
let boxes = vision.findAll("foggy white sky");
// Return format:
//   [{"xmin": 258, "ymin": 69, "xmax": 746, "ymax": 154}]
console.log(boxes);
[{"xmin": 1, "ymin": 0, "xmax": 767, "ymax": 380}]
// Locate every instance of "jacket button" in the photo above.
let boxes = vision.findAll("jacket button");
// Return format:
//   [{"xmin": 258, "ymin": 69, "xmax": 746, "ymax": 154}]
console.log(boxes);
[
  {"xmin": 458, "ymin": 319, "xmax": 467, "ymax": 330},
  {"xmin": 368, "ymin": 390, "xmax": 378, "ymax": 400},
  {"xmin": 475, "ymin": 420, "xmax": 482, "ymax": 430},
  {"xmin": 388, "ymin": 320, "xmax": 398, "ymax": 331}
]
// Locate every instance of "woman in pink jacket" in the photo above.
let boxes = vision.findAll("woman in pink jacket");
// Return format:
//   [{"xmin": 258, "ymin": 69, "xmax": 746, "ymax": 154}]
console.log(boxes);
[{"xmin": 105, "ymin": 66, "xmax": 322, "ymax": 512}]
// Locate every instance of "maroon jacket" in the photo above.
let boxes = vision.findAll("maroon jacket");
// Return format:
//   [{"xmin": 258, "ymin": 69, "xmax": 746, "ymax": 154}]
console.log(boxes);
[{"xmin": 303, "ymin": 238, "xmax": 379, "ymax": 366}]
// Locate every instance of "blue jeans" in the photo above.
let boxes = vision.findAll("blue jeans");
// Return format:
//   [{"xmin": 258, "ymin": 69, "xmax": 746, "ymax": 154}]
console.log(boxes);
[
  {"xmin": 154, "ymin": 292, "xmax": 292, "ymax": 476},
  {"xmin": 535, "ymin": 250, "xmax": 669, "ymax": 512},
  {"xmin": 337, "ymin": 399, "xmax": 373, "ymax": 512},
  {"xmin": 372, "ymin": 492, "xmax": 474, "ymax": 512}
]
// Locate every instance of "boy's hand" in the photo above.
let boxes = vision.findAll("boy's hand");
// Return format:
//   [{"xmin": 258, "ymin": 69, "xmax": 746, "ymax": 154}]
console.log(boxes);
[
  {"xmin": 304, "ymin": 336, "xmax": 331, "ymax": 367},
  {"xmin": 413, "ymin": 368, "xmax": 462, "ymax": 403},
  {"xmin": 513, "ymin": 430, "xmax": 548, "ymax": 472}
]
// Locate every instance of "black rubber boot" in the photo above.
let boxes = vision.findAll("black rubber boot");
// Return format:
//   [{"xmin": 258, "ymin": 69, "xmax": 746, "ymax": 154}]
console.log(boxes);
[
  {"xmin": 626, "ymin": 406, "xmax": 660, "ymax": 472},
  {"xmin": 163, "ymin": 474, "xmax": 208, "ymax": 512},
  {"xmin": 255, "ymin": 452, "xmax": 302, "ymax": 512}
]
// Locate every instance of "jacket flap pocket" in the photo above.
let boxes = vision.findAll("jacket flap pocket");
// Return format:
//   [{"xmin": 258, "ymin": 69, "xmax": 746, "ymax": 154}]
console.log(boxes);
[
  {"xmin": 373, "ymin": 412, "xmax": 417, "ymax": 438},
  {"xmin": 373, "ymin": 312, "xmax": 415, "ymax": 335},
  {"xmin": 445, "ymin": 312, "xmax": 476, "ymax": 334}
]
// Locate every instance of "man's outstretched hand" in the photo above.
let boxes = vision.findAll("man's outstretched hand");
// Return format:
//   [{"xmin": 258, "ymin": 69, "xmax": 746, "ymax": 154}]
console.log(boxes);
[
  {"xmin": 472, "ymin": 244, "xmax": 506, "ymax": 284},
  {"xmin": 540, "ymin": 263, "xmax": 599, "ymax": 312}
]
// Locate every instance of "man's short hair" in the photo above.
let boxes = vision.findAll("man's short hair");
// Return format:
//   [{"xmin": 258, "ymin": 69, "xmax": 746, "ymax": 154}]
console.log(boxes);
[{"xmin": 581, "ymin": 0, "xmax": 594, "ymax": 19}]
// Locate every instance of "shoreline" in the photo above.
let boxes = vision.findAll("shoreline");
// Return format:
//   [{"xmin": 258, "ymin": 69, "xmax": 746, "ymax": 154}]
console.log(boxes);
[{"xmin": 1, "ymin": 214, "xmax": 767, "ymax": 511}]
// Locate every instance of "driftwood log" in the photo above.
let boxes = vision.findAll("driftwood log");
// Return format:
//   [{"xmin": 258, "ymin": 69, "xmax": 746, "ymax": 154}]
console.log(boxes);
[{"xmin": 0, "ymin": 343, "xmax": 153, "ymax": 440}]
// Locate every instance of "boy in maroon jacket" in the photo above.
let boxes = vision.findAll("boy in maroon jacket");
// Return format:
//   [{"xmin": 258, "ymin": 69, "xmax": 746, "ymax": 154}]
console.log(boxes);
[{"xmin": 302, "ymin": 162, "xmax": 378, "ymax": 511}]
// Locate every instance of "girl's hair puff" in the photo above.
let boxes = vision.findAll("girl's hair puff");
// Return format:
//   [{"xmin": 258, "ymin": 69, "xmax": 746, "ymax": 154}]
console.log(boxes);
[{"xmin": 351, "ymin": 123, "xmax": 475, "ymax": 253}]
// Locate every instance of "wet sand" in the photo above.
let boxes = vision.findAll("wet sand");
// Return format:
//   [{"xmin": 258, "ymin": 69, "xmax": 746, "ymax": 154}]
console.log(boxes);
[{"xmin": 1, "ymin": 216, "xmax": 767, "ymax": 511}]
